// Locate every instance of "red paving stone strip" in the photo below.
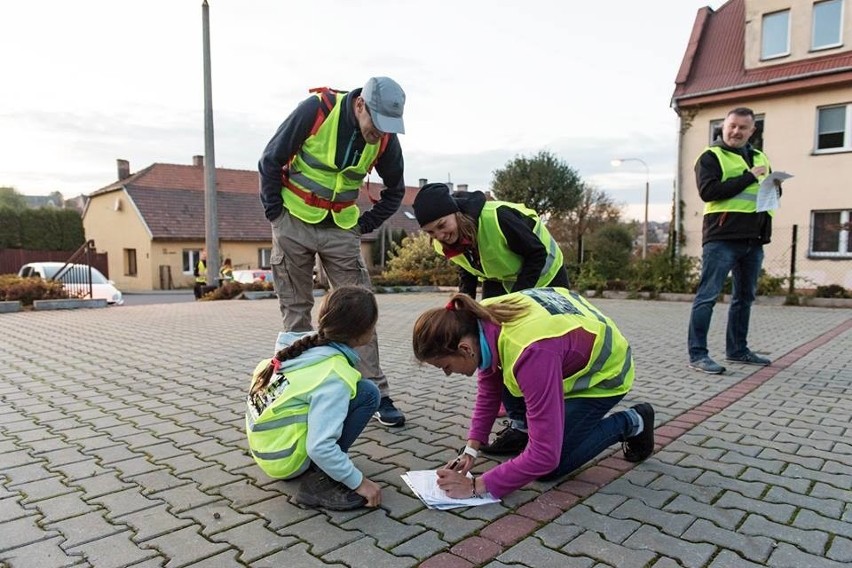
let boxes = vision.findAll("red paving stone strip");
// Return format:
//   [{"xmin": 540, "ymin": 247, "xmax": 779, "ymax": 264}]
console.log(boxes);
[{"xmin": 419, "ymin": 317, "xmax": 852, "ymax": 567}]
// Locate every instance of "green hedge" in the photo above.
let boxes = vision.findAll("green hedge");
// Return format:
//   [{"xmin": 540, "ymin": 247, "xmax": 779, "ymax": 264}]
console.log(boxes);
[{"xmin": 0, "ymin": 208, "xmax": 84, "ymax": 250}]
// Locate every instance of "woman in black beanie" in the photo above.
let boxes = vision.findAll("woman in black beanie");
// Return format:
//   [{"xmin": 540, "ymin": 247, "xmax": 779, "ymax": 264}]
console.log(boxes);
[{"xmin": 412, "ymin": 182, "xmax": 570, "ymax": 455}]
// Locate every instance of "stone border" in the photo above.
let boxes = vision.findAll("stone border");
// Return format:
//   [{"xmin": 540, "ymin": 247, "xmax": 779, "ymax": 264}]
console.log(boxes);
[
  {"xmin": 0, "ymin": 301, "xmax": 22, "ymax": 314},
  {"xmin": 32, "ymin": 298, "xmax": 107, "ymax": 310}
]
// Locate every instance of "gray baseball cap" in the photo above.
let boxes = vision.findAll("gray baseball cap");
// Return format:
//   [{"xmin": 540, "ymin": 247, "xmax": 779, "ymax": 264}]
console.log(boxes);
[{"xmin": 362, "ymin": 76, "xmax": 406, "ymax": 134}]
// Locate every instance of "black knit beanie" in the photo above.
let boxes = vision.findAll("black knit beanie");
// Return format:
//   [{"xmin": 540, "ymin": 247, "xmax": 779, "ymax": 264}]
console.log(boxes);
[{"xmin": 413, "ymin": 183, "xmax": 459, "ymax": 226}]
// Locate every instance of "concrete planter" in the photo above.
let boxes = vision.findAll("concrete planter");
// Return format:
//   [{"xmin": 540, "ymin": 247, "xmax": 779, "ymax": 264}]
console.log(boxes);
[
  {"xmin": 33, "ymin": 298, "xmax": 107, "ymax": 311},
  {"xmin": 241, "ymin": 291, "xmax": 277, "ymax": 300},
  {"xmin": 0, "ymin": 301, "xmax": 22, "ymax": 314}
]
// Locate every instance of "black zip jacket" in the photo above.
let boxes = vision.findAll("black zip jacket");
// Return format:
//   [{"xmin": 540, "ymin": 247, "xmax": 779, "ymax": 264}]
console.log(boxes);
[
  {"xmin": 694, "ymin": 141, "xmax": 774, "ymax": 245},
  {"xmin": 257, "ymin": 88, "xmax": 405, "ymax": 234},
  {"xmin": 452, "ymin": 191, "xmax": 569, "ymax": 298}
]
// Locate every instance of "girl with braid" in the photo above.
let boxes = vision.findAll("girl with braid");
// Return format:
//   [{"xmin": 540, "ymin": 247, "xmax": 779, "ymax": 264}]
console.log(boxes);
[{"xmin": 246, "ymin": 286, "xmax": 382, "ymax": 510}]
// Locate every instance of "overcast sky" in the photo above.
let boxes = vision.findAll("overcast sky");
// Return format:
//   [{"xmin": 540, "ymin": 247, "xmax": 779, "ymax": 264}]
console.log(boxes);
[{"xmin": 0, "ymin": 0, "xmax": 724, "ymax": 222}]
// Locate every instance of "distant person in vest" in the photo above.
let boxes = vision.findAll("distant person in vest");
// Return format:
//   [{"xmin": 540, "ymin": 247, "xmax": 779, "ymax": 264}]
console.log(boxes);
[
  {"xmin": 413, "ymin": 183, "xmax": 570, "ymax": 456},
  {"xmin": 193, "ymin": 249, "xmax": 207, "ymax": 300},
  {"xmin": 412, "ymin": 288, "xmax": 655, "ymax": 501},
  {"xmin": 258, "ymin": 77, "xmax": 407, "ymax": 427},
  {"xmin": 219, "ymin": 257, "xmax": 234, "ymax": 284},
  {"xmin": 246, "ymin": 286, "xmax": 382, "ymax": 510},
  {"xmin": 688, "ymin": 107, "xmax": 782, "ymax": 375}
]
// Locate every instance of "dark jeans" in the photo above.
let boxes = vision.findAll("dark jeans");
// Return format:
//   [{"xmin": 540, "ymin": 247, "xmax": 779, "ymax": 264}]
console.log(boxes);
[
  {"xmin": 337, "ymin": 380, "xmax": 380, "ymax": 452},
  {"xmin": 540, "ymin": 394, "xmax": 634, "ymax": 480},
  {"xmin": 688, "ymin": 239, "xmax": 764, "ymax": 362}
]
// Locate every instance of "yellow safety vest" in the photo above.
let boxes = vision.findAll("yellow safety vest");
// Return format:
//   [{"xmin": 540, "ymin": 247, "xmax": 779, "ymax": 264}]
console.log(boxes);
[
  {"xmin": 245, "ymin": 354, "xmax": 360, "ymax": 479},
  {"xmin": 435, "ymin": 201, "xmax": 563, "ymax": 293},
  {"xmin": 281, "ymin": 92, "xmax": 381, "ymax": 229},
  {"xmin": 195, "ymin": 260, "xmax": 207, "ymax": 283},
  {"xmin": 702, "ymin": 146, "xmax": 773, "ymax": 216},
  {"xmin": 484, "ymin": 288, "xmax": 634, "ymax": 399}
]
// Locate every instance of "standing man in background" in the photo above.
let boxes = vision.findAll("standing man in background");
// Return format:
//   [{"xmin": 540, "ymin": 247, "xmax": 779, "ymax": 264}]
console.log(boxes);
[
  {"xmin": 193, "ymin": 249, "xmax": 208, "ymax": 300},
  {"xmin": 258, "ymin": 76, "xmax": 407, "ymax": 426},
  {"xmin": 688, "ymin": 107, "xmax": 780, "ymax": 375}
]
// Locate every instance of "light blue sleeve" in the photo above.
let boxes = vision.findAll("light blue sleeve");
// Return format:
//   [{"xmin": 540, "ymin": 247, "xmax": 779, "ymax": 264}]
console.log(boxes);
[{"xmin": 304, "ymin": 378, "xmax": 363, "ymax": 490}]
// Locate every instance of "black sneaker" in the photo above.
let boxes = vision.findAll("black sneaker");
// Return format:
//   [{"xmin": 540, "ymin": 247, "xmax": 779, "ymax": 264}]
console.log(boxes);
[
  {"xmin": 374, "ymin": 396, "xmax": 405, "ymax": 427},
  {"xmin": 294, "ymin": 469, "xmax": 366, "ymax": 511},
  {"xmin": 481, "ymin": 423, "xmax": 528, "ymax": 455},
  {"xmin": 623, "ymin": 403, "xmax": 655, "ymax": 463}
]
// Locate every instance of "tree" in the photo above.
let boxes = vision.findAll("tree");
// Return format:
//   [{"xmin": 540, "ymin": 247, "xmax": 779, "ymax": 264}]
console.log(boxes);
[
  {"xmin": 0, "ymin": 187, "xmax": 27, "ymax": 211},
  {"xmin": 490, "ymin": 150, "xmax": 584, "ymax": 218},
  {"xmin": 548, "ymin": 182, "xmax": 622, "ymax": 266},
  {"xmin": 584, "ymin": 223, "xmax": 634, "ymax": 281}
]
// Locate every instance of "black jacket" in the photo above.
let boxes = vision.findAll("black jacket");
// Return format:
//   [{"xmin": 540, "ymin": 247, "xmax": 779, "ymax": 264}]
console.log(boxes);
[
  {"xmin": 258, "ymin": 88, "xmax": 405, "ymax": 234},
  {"xmin": 451, "ymin": 191, "xmax": 569, "ymax": 299},
  {"xmin": 694, "ymin": 141, "xmax": 774, "ymax": 245}
]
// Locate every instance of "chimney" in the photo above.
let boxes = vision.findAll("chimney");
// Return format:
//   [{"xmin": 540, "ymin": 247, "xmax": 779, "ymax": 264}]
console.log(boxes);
[
  {"xmin": 192, "ymin": 155, "xmax": 204, "ymax": 167},
  {"xmin": 116, "ymin": 159, "xmax": 130, "ymax": 180},
  {"xmin": 457, "ymin": 184, "xmax": 468, "ymax": 192},
  {"xmin": 418, "ymin": 178, "xmax": 428, "ymax": 188},
  {"xmin": 446, "ymin": 182, "xmax": 454, "ymax": 192}
]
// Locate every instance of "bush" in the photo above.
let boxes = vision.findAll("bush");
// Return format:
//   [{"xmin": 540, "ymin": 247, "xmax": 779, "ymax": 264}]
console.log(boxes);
[
  {"xmin": 628, "ymin": 252, "xmax": 699, "ymax": 294},
  {"xmin": 814, "ymin": 284, "xmax": 850, "ymax": 299},
  {"xmin": 377, "ymin": 232, "xmax": 458, "ymax": 286},
  {"xmin": 0, "ymin": 274, "xmax": 68, "ymax": 306}
]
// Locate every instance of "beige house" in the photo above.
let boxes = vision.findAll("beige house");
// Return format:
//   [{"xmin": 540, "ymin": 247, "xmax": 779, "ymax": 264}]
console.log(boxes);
[
  {"xmin": 83, "ymin": 157, "xmax": 421, "ymax": 292},
  {"xmin": 672, "ymin": 0, "xmax": 852, "ymax": 291}
]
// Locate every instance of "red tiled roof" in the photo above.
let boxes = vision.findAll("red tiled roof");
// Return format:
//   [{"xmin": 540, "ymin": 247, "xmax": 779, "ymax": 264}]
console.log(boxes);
[
  {"xmin": 92, "ymin": 162, "xmax": 423, "ymax": 241},
  {"xmin": 672, "ymin": 0, "xmax": 852, "ymax": 106}
]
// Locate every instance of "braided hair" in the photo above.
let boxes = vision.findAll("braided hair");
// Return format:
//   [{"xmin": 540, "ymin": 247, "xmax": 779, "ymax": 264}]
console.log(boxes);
[{"xmin": 250, "ymin": 286, "xmax": 378, "ymax": 396}]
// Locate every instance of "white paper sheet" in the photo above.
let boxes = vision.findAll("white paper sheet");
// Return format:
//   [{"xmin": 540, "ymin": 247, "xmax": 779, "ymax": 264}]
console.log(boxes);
[
  {"xmin": 401, "ymin": 470, "xmax": 501, "ymax": 510},
  {"xmin": 757, "ymin": 171, "xmax": 793, "ymax": 212}
]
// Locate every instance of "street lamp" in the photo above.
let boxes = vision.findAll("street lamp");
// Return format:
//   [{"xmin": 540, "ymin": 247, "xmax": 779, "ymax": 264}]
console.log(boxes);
[{"xmin": 611, "ymin": 157, "xmax": 650, "ymax": 260}]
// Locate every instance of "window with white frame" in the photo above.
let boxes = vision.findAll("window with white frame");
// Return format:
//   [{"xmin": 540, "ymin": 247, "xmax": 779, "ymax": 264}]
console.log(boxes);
[
  {"xmin": 258, "ymin": 248, "xmax": 272, "ymax": 268},
  {"xmin": 709, "ymin": 115, "xmax": 765, "ymax": 150},
  {"xmin": 811, "ymin": 210, "xmax": 852, "ymax": 257},
  {"xmin": 762, "ymin": 10, "xmax": 790, "ymax": 59},
  {"xmin": 816, "ymin": 104, "xmax": 850, "ymax": 151},
  {"xmin": 812, "ymin": 0, "xmax": 843, "ymax": 50},
  {"xmin": 182, "ymin": 249, "xmax": 203, "ymax": 274}
]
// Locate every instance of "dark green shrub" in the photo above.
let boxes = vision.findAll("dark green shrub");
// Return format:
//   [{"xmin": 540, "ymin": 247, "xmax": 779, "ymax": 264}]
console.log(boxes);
[
  {"xmin": 814, "ymin": 284, "xmax": 850, "ymax": 298},
  {"xmin": 379, "ymin": 232, "xmax": 457, "ymax": 286}
]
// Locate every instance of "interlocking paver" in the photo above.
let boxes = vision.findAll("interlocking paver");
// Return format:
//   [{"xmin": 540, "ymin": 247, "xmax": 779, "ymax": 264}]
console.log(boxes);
[{"xmin": 1, "ymin": 295, "xmax": 850, "ymax": 567}]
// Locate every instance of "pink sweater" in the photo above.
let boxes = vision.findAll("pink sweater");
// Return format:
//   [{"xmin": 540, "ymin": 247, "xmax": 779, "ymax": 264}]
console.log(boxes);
[{"xmin": 469, "ymin": 320, "xmax": 596, "ymax": 498}]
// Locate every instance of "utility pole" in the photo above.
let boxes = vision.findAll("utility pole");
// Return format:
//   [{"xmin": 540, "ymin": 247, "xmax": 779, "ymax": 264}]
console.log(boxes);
[{"xmin": 202, "ymin": 0, "xmax": 220, "ymax": 286}]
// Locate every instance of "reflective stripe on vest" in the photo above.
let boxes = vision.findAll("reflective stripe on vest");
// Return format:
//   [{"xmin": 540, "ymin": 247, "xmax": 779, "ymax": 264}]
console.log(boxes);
[
  {"xmin": 701, "ymin": 146, "xmax": 772, "ymax": 215},
  {"xmin": 281, "ymin": 92, "xmax": 380, "ymax": 229},
  {"xmin": 435, "ymin": 201, "xmax": 563, "ymax": 292},
  {"xmin": 484, "ymin": 288, "xmax": 634, "ymax": 399},
  {"xmin": 245, "ymin": 354, "xmax": 360, "ymax": 479}
]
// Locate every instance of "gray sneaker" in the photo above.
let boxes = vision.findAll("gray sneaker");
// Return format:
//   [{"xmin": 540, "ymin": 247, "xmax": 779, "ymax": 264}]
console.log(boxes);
[
  {"xmin": 688, "ymin": 357, "xmax": 726, "ymax": 374},
  {"xmin": 725, "ymin": 351, "xmax": 771, "ymax": 366}
]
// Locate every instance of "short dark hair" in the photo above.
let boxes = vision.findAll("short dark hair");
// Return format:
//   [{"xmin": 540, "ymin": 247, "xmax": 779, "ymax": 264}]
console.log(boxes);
[{"xmin": 727, "ymin": 107, "xmax": 755, "ymax": 120}]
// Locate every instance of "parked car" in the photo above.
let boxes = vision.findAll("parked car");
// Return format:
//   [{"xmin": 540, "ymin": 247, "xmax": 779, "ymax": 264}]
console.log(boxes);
[
  {"xmin": 18, "ymin": 262, "xmax": 124, "ymax": 305},
  {"xmin": 231, "ymin": 269, "xmax": 273, "ymax": 284}
]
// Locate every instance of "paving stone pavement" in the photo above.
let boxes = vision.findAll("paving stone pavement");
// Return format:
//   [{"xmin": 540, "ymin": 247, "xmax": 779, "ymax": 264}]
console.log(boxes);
[{"xmin": 0, "ymin": 293, "xmax": 849, "ymax": 568}]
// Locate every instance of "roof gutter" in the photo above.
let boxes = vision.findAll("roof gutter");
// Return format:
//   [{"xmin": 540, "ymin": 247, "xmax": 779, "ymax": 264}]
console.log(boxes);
[{"xmin": 673, "ymin": 65, "xmax": 852, "ymax": 109}]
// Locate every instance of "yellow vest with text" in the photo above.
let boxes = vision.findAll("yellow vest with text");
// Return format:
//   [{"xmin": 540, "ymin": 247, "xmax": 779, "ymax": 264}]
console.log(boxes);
[
  {"xmin": 245, "ymin": 355, "xmax": 360, "ymax": 479},
  {"xmin": 435, "ymin": 202, "xmax": 563, "ymax": 293},
  {"xmin": 281, "ymin": 93, "xmax": 380, "ymax": 229},
  {"xmin": 702, "ymin": 146, "xmax": 773, "ymax": 216},
  {"xmin": 484, "ymin": 288, "xmax": 634, "ymax": 399}
]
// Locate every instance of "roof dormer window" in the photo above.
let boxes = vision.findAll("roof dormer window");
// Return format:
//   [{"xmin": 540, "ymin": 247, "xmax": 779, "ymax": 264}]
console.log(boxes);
[
  {"xmin": 761, "ymin": 9, "xmax": 791, "ymax": 60},
  {"xmin": 812, "ymin": 0, "xmax": 843, "ymax": 51}
]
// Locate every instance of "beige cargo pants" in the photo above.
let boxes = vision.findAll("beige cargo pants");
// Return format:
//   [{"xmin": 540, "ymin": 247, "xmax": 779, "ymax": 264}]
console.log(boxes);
[{"xmin": 270, "ymin": 209, "xmax": 390, "ymax": 397}]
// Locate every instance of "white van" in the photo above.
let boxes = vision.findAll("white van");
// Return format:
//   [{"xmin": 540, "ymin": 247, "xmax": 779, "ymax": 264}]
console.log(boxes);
[{"xmin": 18, "ymin": 262, "xmax": 124, "ymax": 305}]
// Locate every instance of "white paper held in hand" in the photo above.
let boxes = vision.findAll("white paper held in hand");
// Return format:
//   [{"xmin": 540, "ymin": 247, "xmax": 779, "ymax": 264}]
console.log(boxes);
[
  {"xmin": 401, "ymin": 470, "xmax": 500, "ymax": 510},
  {"xmin": 756, "ymin": 171, "xmax": 793, "ymax": 212}
]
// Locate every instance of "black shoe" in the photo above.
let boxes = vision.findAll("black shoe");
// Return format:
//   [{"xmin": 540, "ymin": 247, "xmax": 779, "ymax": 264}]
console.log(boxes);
[
  {"xmin": 374, "ymin": 396, "xmax": 405, "ymax": 427},
  {"xmin": 623, "ymin": 403, "xmax": 655, "ymax": 463},
  {"xmin": 481, "ymin": 423, "xmax": 528, "ymax": 455},
  {"xmin": 294, "ymin": 469, "xmax": 366, "ymax": 511}
]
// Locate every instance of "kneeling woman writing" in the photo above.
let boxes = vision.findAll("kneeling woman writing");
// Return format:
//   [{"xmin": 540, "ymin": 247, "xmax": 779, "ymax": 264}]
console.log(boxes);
[{"xmin": 412, "ymin": 287, "xmax": 655, "ymax": 499}]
